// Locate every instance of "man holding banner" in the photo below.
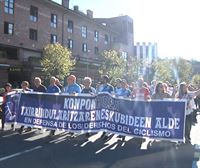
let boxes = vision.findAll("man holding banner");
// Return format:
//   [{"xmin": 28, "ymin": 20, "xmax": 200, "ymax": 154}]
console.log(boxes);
[{"xmin": 96, "ymin": 75, "xmax": 114, "ymax": 141}]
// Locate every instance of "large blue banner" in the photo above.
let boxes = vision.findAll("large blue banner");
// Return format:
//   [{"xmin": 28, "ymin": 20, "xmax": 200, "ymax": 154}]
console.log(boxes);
[{"xmin": 5, "ymin": 92, "xmax": 186, "ymax": 141}]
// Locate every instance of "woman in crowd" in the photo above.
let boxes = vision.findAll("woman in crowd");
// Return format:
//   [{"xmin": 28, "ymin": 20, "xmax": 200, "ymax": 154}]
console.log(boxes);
[
  {"xmin": 152, "ymin": 82, "xmax": 172, "ymax": 100},
  {"xmin": 149, "ymin": 82, "xmax": 173, "ymax": 146},
  {"xmin": 175, "ymin": 82, "xmax": 200, "ymax": 143}
]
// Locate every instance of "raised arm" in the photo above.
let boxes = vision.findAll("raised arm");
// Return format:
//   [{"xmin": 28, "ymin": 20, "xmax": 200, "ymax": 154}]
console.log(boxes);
[{"xmin": 194, "ymin": 89, "xmax": 200, "ymax": 98}]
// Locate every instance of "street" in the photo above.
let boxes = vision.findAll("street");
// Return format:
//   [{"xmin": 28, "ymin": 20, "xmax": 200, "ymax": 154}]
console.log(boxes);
[{"xmin": 0, "ymin": 115, "xmax": 200, "ymax": 168}]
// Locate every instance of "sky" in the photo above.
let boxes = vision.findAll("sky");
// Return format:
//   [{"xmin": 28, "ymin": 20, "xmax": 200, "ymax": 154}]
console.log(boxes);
[{"xmin": 54, "ymin": 0, "xmax": 200, "ymax": 61}]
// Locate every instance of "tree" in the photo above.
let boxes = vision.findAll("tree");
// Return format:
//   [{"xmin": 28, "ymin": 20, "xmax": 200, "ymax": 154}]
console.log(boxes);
[
  {"xmin": 152, "ymin": 57, "xmax": 192, "ymax": 84},
  {"xmin": 41, "ymin": 43, "xmax": 75, "ymax": 80},
  {"xmin": 171, "ymin": 57, "xmax": 192, "ymax": 84},
  {"xmin": 191, "ymin": 74, "xmax": 200, "ymax": 87},
  {"xmin": 99, "ymin": 50, "xmax": 126, "ymax": 83},
  {"xmin": 125, "ymin": 56, "xmax": 143, "ymax": 82},
  {"xmin": 152, "ymin": 58, "xmax": 172, "ymax": 83}
]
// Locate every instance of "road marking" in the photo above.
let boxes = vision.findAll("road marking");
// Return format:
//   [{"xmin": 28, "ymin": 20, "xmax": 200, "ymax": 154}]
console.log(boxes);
[
  {"xmin": 0, "ymin": 146, "xmax": 42, "ymax": 162},
  {"xmin": 2, "ymin": 132, "xmax": 18, "ymax": 138}
]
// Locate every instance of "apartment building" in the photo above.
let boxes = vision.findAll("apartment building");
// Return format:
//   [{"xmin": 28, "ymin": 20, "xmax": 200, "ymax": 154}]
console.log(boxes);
[
  {"xmin": 0, "ymin": 0, "xmax": 134, "ymax": 87},
  {"xmin": 133, "ymin": 42, "xmax": 158, "ymax": 78}
]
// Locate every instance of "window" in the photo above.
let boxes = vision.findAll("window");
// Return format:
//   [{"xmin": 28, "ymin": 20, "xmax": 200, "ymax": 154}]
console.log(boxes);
[
  {"xmin": 4, "ymin": 22, "xmax": 14, "ymax": 35},
  {"xmin": 67, "ymin": 20, "xmax": 73, "ymax": 33},
  {"xmin": 128, "ymin": 22, "xmax": 133, "ymax": 33},
  {"xmin": 51, "ymin": 34, "xmax": 57, "ymax": 43},
  {"xmin": 30, "ymin": 6, "xmax": 38, "ymax": 22},
  {"xmin": 121, "ymin": 51, "xmax": 128, "ymax": 61},
  {"xmin": 94, "ymin": 47, "xmax": 99, "ymax": 55},
  {"xmin": 4, "ymin": 0, "xmax": 14, "ymax": 14},
  {"xmin": 145, "ymin": 46, "xmax": 149, "ymax": 57},
  {"xmin": 94, "ymin": 30, "xmax": 99, "ymax": 41},
  {"xmin": 67, "ymin": 39, "xmax": 73, "ymax": 49},
  {"xmin": 134, "ymin": 46, "xmax": 137, "ymax": 57},
  {"xmin": 104, "ymin": 34, "xmax": 108, "ymax": 44},
  {"xmin": 140, "ymin": 46, "xmax": 143, "ymax": 59},
  {"xmin": 0, "ymin": 47, "xmax": 17, "ymax": 59},
  {"xmin": 81, "ymin": 26, "xmax": 87, "ymax": 38},
  {"xmin": 29, "ymin": 29, "xmax": 37, "ymax": 41},
  {"xmin": 82, "ymin": 43, "xmax": 87, "ymax": 52},
  {"xmin": 51, "ymin": 14, "xmax": 57, "ymax": 28}
]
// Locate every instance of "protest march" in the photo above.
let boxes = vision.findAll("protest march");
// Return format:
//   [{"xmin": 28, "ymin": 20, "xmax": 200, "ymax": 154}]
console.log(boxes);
[{"xmin": 1, "ymin": 75, "xmax": 200, "ymax": 146}]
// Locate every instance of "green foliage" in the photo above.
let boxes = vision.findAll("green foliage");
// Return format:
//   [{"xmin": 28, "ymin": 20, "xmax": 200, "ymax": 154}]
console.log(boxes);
[
  {"xmin": 171, "ymin": 57, "xmax": 192, "ymax": 83},
  {"xmin": 99, "ymin": 50, "xmax": 147, "ymax": 83},
  {"xmin": 191, "ymin": 74, "xmax": 200, "ymax": 87},
  {"xmin": 99, "ymin": 50, "xmax": 126, "ymax": 83},
  {"xmin": 152, "ymin": 57, "xmax": 192, "ymax": 84},
  {"xmin": 41, "ymin": 43, "xmax": 75, "ymax": 80},
  {"xmin": 125, "ymin": 57, "xmax": 143, "ymax": 82},
  {"xmin": 152, "ymin": 58, "xmax": 172, "ymax": 83}
]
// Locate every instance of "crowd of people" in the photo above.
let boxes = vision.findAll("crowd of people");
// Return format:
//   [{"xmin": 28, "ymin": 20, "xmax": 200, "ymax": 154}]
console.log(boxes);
[{"xmin": 0, "ymin": 74, "xmax": 200, "ymax": 144}]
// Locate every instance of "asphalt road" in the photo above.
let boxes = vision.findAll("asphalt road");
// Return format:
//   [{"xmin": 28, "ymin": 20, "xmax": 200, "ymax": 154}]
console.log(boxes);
[{"xmin": 0, "ymin": 115, "xmax": 200, "ymax": 168}]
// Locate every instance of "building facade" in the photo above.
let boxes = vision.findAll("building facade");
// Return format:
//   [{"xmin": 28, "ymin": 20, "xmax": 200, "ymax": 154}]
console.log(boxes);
[
  {"xmin": 134, "ymin": 42, "xmax": 158, "ymax": 62},
  {"xmin": 0, "ymin": 0, "xmax": 134, "ymax": 87},
  {"xmin": 133, "ymin": 42, "xmax": 158, "ymax": 78}
]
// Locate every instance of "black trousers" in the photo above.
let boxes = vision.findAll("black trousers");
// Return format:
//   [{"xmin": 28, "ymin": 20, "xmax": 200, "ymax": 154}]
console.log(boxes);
[
  {"xmin": 185, "ymin": 114, "xmax": 192, "ymax": 142},
  {"xmin": 1, "ymin": 104, "xmax": 5, "ymax": 129}
]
